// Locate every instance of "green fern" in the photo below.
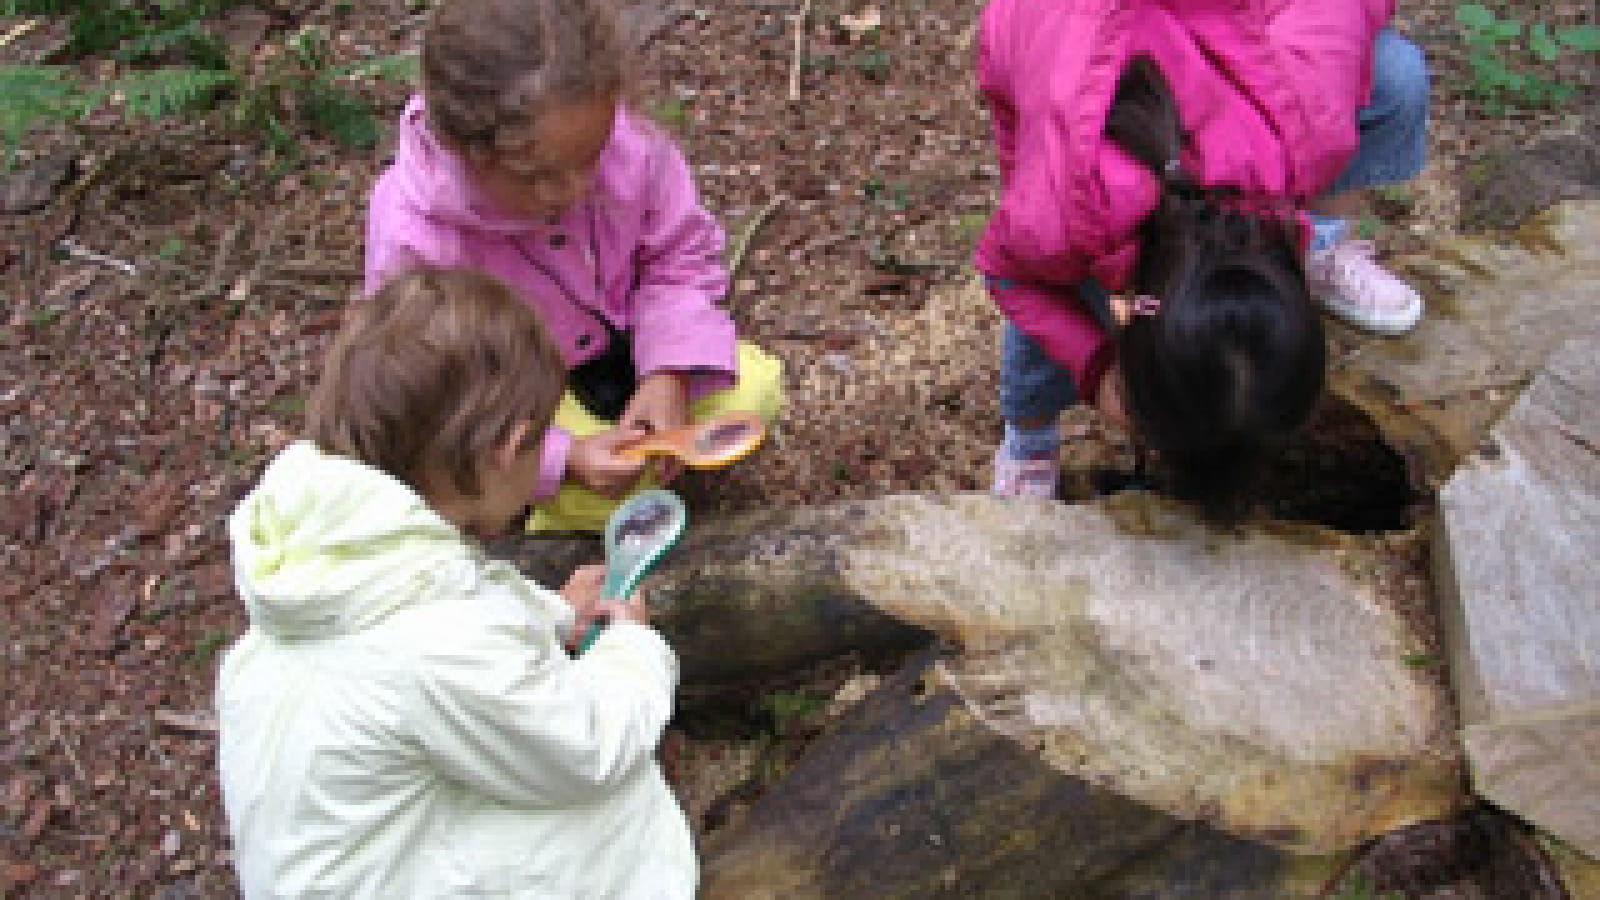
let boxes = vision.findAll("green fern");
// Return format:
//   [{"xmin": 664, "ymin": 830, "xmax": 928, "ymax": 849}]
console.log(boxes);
[
  {"xmin": 330, "ymin": 53, "xmax": 420, "ymax": 86},
  {"xmin": 116, "ymin": 20, "xmax": 229, "ymax": 70},
  {"xmin": 111, "ymin": 67, "xmax": 236, "ymax": 119},
  {"xmin": 0, "ymin": 65, "xmax": 99, "ymax": 163},
  {"xmin": 301, "ymin": 84, "xmax": 380, "ymax": 149},
  {"xmin": 0, "ymin": 42, "xmax": 412, "ymax": 164}
]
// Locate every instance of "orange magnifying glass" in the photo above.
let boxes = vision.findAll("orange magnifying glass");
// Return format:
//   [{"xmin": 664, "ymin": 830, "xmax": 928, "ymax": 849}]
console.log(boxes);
[{"xmin": 618, "ymin": 412, "xmax": 767, "ymax": 469}]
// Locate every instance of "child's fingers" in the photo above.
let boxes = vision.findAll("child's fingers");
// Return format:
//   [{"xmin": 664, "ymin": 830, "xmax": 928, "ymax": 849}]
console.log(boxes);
[{"xmin": 607, "ymin": 590, "xmax": 650, "ymax": 625}]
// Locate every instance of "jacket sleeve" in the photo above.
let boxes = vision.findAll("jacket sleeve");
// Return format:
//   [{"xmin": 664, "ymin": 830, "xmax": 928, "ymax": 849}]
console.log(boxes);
[
  {"xmin": 975, "ymin": 4, "xmax": 1017, "ymax": 181},
  {"xmin": 411, "ymin": 592, "xmax": 678, "ymax": 810},
  {"xmin": 534, "ymin": 426, "xmax": 572, "ymax": 502},
  {"xmin": 627, "ymin": 133, "xmax": 738, "ymax": 396}
]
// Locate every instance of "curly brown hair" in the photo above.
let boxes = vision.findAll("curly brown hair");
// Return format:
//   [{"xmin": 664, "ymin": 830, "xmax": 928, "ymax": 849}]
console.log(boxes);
[
  {"xmin": 307, "ymin": 266, "xmax": 567, "ymax": 497},
  {"xmin": 421, "ymin": 0, "xmax": 628, "ymax": 160}
]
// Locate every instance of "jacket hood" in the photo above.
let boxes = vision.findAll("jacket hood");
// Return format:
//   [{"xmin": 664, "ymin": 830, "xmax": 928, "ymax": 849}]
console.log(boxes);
[
  {"xmin": 228, "ymin": 441, "xmax": 474, "ymax": 640},
  {"xmin": 388, "ymin": 95, "xmax": 636, "ymax": 237},
  {"xmin": 388, "ymin": 96, "xmax": 540, "ymax": 236}
]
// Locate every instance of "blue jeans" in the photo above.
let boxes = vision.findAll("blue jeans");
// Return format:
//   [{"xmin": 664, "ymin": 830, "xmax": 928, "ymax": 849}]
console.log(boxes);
[{"xmin": 1001, "ymin": 29, "xmax": 1429, "ymax": 420}]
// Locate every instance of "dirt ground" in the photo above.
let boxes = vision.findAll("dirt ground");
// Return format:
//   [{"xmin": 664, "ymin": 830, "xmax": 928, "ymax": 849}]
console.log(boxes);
[{"xmin": 1, "ymin": 0, "xmax": 1595, "ymax": 895}]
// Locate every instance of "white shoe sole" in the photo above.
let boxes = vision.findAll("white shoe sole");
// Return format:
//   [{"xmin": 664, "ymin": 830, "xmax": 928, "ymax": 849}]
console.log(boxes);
[{"xmin": 1318, "ymin": 291, "xmax": 1423, "ymax": 336}]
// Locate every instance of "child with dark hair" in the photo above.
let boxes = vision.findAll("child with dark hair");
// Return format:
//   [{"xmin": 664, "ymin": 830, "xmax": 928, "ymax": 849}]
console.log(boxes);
[
  {"xmin": 219, "ymin": 267, "xmax": 695, "ymax": 897},
  {"xmin": 366, "ymin": 0, "xmax": 783, "ymax": 532},
  {"xmin": 976, "ymin": 1, "xmax": 1429, "ymax": 515}
]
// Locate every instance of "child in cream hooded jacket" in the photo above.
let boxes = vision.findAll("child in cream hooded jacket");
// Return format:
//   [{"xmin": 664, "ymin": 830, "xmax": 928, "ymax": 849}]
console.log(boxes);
[{"xmin": 217, "ymin": 267, "xmax": 695, "ymax": 898}]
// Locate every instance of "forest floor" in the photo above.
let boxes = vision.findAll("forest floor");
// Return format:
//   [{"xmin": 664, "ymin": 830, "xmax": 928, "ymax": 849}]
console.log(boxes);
[{"xmin": 1, "ymin": 0, "xmax": 1595, "ymax": 895}]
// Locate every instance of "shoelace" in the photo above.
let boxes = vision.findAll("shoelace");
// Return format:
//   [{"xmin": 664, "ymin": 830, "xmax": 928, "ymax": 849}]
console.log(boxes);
[{"xmin": 1321, "ymin": 240, "xmax": 1408, "ymax": 313}]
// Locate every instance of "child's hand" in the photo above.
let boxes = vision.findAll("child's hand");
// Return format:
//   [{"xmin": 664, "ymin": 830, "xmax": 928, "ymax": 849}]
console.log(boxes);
[
  {"xmin": 569, "ymin": 429, "xmax": 648, "ymax": 497},
  {"xmin": 601, "ymin": 588, "xmax": 650, "ymax": 627},
  {"xmin": 1096, "ymin": 362, "xmax": 1131, "ymax": 433},
  {"xmin": 560, "ymin": 564, "xmax": 607, "ymax": 634},
  {"xmin": 620, "ymin": 371, "xmax": 690, "ymax": 483}
]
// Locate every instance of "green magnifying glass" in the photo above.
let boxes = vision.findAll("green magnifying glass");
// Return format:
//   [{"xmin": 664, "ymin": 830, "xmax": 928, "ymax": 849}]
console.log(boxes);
[{"xmin": 576, "ymin": 489, "xmax": 687, "ymax": 654}]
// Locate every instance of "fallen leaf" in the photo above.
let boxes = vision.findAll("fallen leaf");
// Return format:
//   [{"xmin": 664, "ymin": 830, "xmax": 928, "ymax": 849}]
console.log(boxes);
[
  {"xmin": 133, "ymin": 474, "xmax": 184, "ymax": 537},
  {"xmin": 88, "ymin": 583, "xmax": 139, "ymax": 656},
  {"xmin": 2, "ymin": 862, "xmax": 40, "ymax": 889},
  {"xmin": 839, "ymin": 5, "xmax": 881, "ymax": 39},
  {"xmin": 22, "ymin": 793, "xmax": 54, "ymax": 840}
]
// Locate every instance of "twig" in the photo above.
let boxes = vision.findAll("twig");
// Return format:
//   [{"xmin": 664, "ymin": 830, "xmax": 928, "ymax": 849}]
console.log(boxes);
[
  {"xmin": 259, "ymin": 278, "xmax": 340, "ymax": 302},
  {"xmin": 788, "ymin": 0, "xmax": 813, "ymax": 102},
  {"xmin": 225, "ymin": 210, "xmax": 290, "ymax": 310},
  {"xmin": 727, "ymin": 194, "xmax": 785, "ymax": 295},
  {"xmin": 48, "ymin": 711, "xmax": 88, "ymax": 783},
  {"xmin": 55, "ymin": 150, "xmax": 115, "ymax": 212},
  {"xmin": 153, "ymin": 709, "xmax": 219, "ymax": 736},
  {"xmin": 0, "ymin": 18, "xmax": 39, "ymax": 50},
  {"xmin": 55, "ymin": 238, "xmax": 137, "ymax": 276},
  {"xmin": 177, "ymin": 222, "xmax": 244, "ymax": 306}
]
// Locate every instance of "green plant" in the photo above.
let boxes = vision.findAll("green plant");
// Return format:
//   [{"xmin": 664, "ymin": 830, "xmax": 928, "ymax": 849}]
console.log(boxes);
[
  {"xmin": 268, "ymin": 392, "xmax": 306, "ymax": 415},
  {"xmin": 4, "ymin": 0, "xmax": 233, "ymax": 63},
  {"xmin": 0, "ymin": 65, "xmax": 89, "ymax": 163},
  {"xmin": 955, "ymin": 211, "xmax": 989, "ymax": 242},
  {"xmin": 0, "ymin": 36, "xmax": 415, "ymax": 162},
  {"xmin": 851, "ymin": 47, "xmax": 891, "ymax": 82},
  {"xmin": 188, "ymin": 629, "xmax": 232, "ymax": 666},
  {"xmin": 1328, "ymin": 873, "xmax": 1403, "ymax": 900},
  {"xmin": 230, "ymin": 26, "xmax": 416, "ymax": 154},
  {"xmin": 650, "ymin": 96, "xmax": 688, "ymax": 130},
  {"xmin": 1455, "ymin": 4, "xmax": 1600, "ymax": 114},
  {"xmin": 758, "ymin": 689, "xmax": 826, "ymax": 737},
  {"xmin": 861, "ymin": 177, "xmax": 910, "ymax": 211},
  {"xmin": 1355, "ymin": 212, "xmax": 1382, "ymax": 241}
]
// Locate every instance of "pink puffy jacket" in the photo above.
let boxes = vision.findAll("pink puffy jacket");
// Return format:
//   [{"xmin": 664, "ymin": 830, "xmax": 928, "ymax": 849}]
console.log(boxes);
[
  {"xmin": 975, "ymin": 0, "xmax": 1394, "ymax": 397},
  {"xmin": 365, "ymin": 96, "xmax": 736, "ymax": 499}
]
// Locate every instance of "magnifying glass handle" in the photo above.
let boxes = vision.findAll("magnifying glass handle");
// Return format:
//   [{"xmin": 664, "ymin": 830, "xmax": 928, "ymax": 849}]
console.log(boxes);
[{"xmin": 577, "ymin": 615, "xmax": 610, "ymax": 654}]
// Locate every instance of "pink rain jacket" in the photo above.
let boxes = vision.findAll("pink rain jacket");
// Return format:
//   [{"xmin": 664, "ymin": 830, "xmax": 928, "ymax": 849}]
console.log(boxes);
[
  {"xmin": 366, "ymin": 96, "xmax": 736, "ymax": 499},
  {"xmin": 975, "ymin": 0, "xmax": 1394, "ymax": 397}
]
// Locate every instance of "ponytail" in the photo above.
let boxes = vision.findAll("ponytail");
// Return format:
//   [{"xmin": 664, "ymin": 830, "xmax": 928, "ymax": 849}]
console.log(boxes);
[
  {"xmin": 1103, "ymin": 56, "xmax": 1185, "ymax": 181},
  {"xmin": 1102, "ymin": 56, "xmax": 1325, "ymax": 522}
]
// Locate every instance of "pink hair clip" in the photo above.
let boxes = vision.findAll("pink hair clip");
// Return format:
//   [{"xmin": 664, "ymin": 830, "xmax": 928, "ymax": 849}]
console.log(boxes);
[{"xmin": 1129, "ymin": 294, "xmax": 1161, "ymax": 317}]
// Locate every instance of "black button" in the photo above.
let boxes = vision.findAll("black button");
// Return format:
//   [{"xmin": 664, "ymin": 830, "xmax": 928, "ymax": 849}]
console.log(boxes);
[
  {"xmin": 549, "ymin": 234, "xmax": 568, "ymax": 248},
  {"xmin": 577, "ymin": 333, "xmax": 593, "ymax": 348}
]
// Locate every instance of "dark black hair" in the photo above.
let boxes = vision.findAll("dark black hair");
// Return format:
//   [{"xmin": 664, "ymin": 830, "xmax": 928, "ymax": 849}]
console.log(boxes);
[{"xmin": 1103, "ymin": 55, "xmax": 1326, "ymax": 520}]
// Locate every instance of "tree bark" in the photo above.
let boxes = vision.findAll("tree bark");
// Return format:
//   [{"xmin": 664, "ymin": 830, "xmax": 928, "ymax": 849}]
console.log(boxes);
[{"xmin": 701, "ymin": 650, "xmax": 1328, "ymax": 899}]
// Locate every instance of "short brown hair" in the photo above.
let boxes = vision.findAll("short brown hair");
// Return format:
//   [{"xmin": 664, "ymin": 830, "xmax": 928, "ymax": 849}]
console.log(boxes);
[
  {"xmin": 421, "ymin": 0, "xmax": 627, "ymax": 159},
  {"xmin": 307, "ymin": 266, "xmax": 566, "ymax": 497}
]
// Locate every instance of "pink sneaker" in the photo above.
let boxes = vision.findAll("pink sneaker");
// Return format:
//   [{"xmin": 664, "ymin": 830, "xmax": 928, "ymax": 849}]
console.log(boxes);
[
  {"xmin": 991, "ymin": 449, "xmax": 1059, "ymax": 499},
  {"xmin": 1306, "ymin": 238, "xmax": 1423, "ymax": 335}
]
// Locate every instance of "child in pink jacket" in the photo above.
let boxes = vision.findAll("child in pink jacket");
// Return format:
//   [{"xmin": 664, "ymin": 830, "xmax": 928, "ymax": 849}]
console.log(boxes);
[
  {"xmin": 366, "ymin": 0, "xmax": 783, "ymax": 532},
  {"xmin": 976, "ymin": 0, "xmax": 1428, "ymax": 516}
]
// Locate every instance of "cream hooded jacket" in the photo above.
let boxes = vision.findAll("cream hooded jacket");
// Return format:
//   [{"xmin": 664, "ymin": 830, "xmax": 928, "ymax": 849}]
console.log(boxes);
[{"xmin": 217, "ymin": 442, "xmax": 696, "ymax": 898}]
